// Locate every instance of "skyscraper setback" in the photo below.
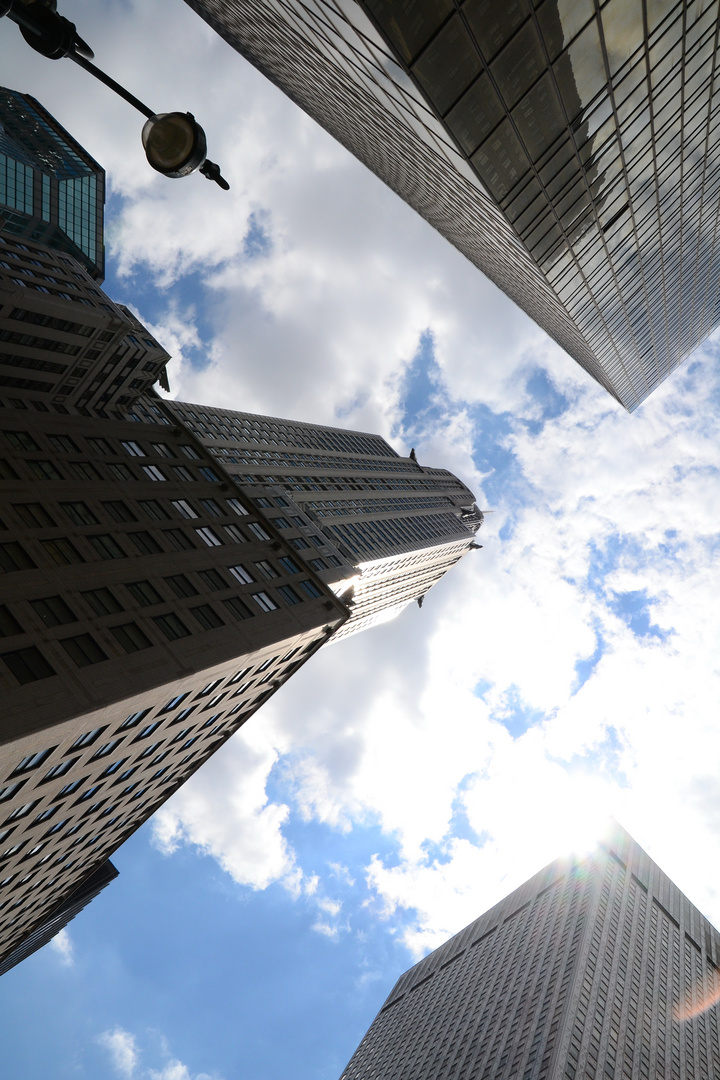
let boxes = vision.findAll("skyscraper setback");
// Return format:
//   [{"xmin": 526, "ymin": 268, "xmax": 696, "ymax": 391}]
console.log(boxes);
[
  {"xmin": 184, "ymin": 0, "xmax": 720, "ymax": 411},
  {"xmin": 340, "ymin": 823, "xmax": 720, "ymax": 1080}
]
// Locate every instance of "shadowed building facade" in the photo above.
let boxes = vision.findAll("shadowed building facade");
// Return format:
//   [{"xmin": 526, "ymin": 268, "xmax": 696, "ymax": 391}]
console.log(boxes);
[
  {"xmin": 340, "ymin": 823, "xmax": 720, "ymax": 1080},
  {"xmin": 0, "ymin": 229, "xmax": 480, "ymax": 971},
  {"xmin": 184, "ymin": 0, "xmax": 720, "ymax": 411}
]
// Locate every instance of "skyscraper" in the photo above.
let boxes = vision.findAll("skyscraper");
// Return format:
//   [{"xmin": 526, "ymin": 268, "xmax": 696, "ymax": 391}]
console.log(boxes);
[
  {"xmin": 0, "ymin": 88, "xmax": 105, "ymax": 282},
  {"xmin": 0, "ymin": 229, "xmax": 480, "ymax": 971},
  {"xmin": 183, "ymin": 0, "xmax": 720, "ymax": 411},
  {"xmin": 164, "ymin": 401, "xmax": 483, "ymax": 639},
  {"xmin": 340, "ymin": 823, "xmax": 720, "ymax": 1080}
]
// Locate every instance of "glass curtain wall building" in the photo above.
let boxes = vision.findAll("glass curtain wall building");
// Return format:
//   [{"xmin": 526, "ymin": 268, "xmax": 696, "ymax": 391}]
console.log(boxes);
[
  {"xmin": 340, "ymin": 823, "xmax": 720, "ymax": 1080},
  {"xmin": 184, "ymin": 0, "xmax": 720, "ymax": 411},
  {"xmin": 0, "ymin": 88, "xmax": 105, "ymax": 282}
]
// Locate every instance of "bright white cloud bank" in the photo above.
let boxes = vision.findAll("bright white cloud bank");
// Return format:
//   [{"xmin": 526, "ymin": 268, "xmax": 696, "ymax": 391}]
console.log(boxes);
[
  {"xmin": 97, "ymin": 1026, "xmax": 217, "ymax": 1080},
  {"xmin": 5, "ymin": 0, "xmax": 720, "ymax": 962}
]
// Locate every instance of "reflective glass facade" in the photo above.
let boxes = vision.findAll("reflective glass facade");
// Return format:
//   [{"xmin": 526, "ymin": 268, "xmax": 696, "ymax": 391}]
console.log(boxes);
[
  {"xmin": 186, "ymin": 0, "xmax": 720, "ymax": 410},
  {"xmin": 0, "ymin": 89, "xmax": 104, "ymax": 281}
]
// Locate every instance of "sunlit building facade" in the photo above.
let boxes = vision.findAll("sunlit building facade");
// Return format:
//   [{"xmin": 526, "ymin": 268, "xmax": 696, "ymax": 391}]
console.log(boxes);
[
  {"xmin": 185, "ymin": 0, "xmax": 720, "ymax": 410},
  {"xmin": 0, "ymin": 88, "xmax": 104, "ymax": 282},
  {"xmin": 164, "ymin": 401, "xmax": 484, "ymax": 639},
  {"xmin": 340, "ymin": 823, "xmax": 720, "ymax": 1080}
]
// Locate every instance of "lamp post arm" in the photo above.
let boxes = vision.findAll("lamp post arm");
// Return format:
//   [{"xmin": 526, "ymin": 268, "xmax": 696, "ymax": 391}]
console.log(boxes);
[{"xmin": 68, "ymin": 51, "xmax": 155, "ymax": 119}]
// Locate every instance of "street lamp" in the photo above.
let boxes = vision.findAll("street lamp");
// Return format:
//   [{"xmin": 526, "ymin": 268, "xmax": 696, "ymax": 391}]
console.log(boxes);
[{"xmin": 0, "ymin": 0, "xmax": 229, "ymax": 189}]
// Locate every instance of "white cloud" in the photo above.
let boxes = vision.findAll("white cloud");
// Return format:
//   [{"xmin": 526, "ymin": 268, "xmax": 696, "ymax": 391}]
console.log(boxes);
[
  {"xmin": 97, "ymin": 1028, "xmax": 138, "ymax": 1078},
  {"xmin": 49, "ymin": 928, "xmax": 74, "ymax": 967}
]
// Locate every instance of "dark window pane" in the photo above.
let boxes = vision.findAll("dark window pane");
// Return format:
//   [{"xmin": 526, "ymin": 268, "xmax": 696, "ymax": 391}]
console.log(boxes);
[
  {"xmin": 88, "ymin": 534, "xmax": 126, "ymax": 560},
  {"xmin": 365, "ymin": 0, "xmax": 453, "ymax": 63},
  {"xmin": 163, "ymin": 528, "xmax": 196, "ymax": 551},
  {"xmin": 1, "ymin": 646, "xmax": 56, "ymax": 684},
  {"xmin": 30, "ymin": 595, "xmax": 77, "ymax": 627},
  {"xmin": 190, "ymin": 604, "xmax": 224, "ymax": 630},
  {"xmin": 0, "ymin": 541, "xmax": 36, "ymax": 572},
  {"xmin": 101, "ymin": 500, "xmax": 137, "ymax": 523},
  {"xmin": 164, "ymin": 574, "xmax": 198, "ymax": 598},
  {"xmin": 138, "ymin": 500, "xmax": 170, "ymax": 522},
  {"xmin": 0, "ymin": 605, "xmax": 22, "ymax": 637},
  {"xmin": 197, "ymin": 568, "xmax": 226, "ymax": 591},
  {"xmin": 60, "ymin": 501, "xmax": 99, "ymax": 526},
  {"xmin": 60, "ymin": 634, "xmax": 108, "ymax": 667},
  {"xmin": 412, "ymin": 14, "xmax": 482, "ymax": 114},
  {"xmin": 223, "ymin": 597, "xmax": 254, "ymax": 622},
  {"xmin": 110, "ymin": 622, "xmax": 153, "ymax": 653},
  {"xmin": 81, "ymin": 588, "xmax": 124, "ymax": 616},
  {"xmin": 446, "ymin": 72, "xmax": 505, "ymax": 155},
  {"xmin": 41, "ymin": 538, "xmax": 84, "ymax": 566},
  {"xmin": 12, "ymin": 502, "xmax": 56, "ymax": 528},
  {"xmin": 128, "ymin": 531, "xmax": 163, "ymax": 556},
  {"xmin": 125, "ymin": 581, "xmax": 163, "ymax": 606},
  {"xmin": 462, "ymin": 0, "xmax": 531, "ymax": 61},
  {"xmin": 153, "ymin": 613, "xmax": 191, "ymax": 641}
]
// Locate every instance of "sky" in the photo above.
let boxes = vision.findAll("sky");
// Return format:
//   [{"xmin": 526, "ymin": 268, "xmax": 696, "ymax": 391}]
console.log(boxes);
[{"xmin": 3, "ymin": 1, "xmax": 720, "ymax": 1078}]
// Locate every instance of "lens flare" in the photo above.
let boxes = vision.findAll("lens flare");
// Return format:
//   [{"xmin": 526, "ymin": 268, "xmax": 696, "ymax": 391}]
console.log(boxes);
[{"xmin": 675, "ymin": 980, "xmax": 720, "ymax": 1023}]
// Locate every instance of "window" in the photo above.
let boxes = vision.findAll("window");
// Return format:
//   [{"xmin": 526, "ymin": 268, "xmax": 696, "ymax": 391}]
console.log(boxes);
[
  {"xmin": 75, "ymin": 785, "xmax": 101, "ymax": 803},
  {"xmin": 48, "ymin": 434, "xmax": 79, "ymax": 454},
  {"xmin": 86, "ymin": 437, "xmax": 113, "ymax": 455},
  {"xmin": 309, "ymin": 558, "xmax": 327, "ymax": 571},
  {"xmin": 60, "ymin": 501, "xmax": 98, "ymax": 526},
  {"xmin": 44, "ymin": 818, "xmax": 68, "ymax": 836},
  {"xmin": 88, "ymin": 534, "xmax": 126, "ymax": 560},
  {"xmin": 5, "ymin": 800, "xmax": 39, "ymax": 821},
  {"xmin": 309, "ymin": 535, "xmax": 324, "ymax": 548},
  {"xmin": 101, "ymin": 500, "xmax": 136, "ymax": 523},
  {"xmin": 133, "ymin": 721, "xmax": 162, "ymax": 741},
  {"xmin": 111, "ymin": 622, "xmax": 153, "ymax": 653},
  {"xmin": 100, "ymin": 758, "xmax": 128, "ymax": 778},
  {"xmin": 171, "ymin": 499, "xmax": 197, "ymax": 519},
  {"xmin": 69, "ymin": 727, "xmax": 107, "ymax": 750},
  {"xmin": 272, "ymin": 518, "xmax": 291, "ymax": 530},
  {"xmin": 164, "ymin": 574, "xmax": 198, "ymax": 598},
  {"xmin": 121, "ymin": 440, "xmax": 145, "ymax": 457},
  {"xmin": 1, "ymin": 647, "xmax": 55, "ymax": 684},
  {"xmin": 223, "ymin": 597, "xmax": 254, "ymax": 621},
  {"xmin": 191, "ymin": 605, "xmax": 224, "ymax": 630},
  {"xmin": 43, "ymin": 757, "xmax": 77, "ymax": 781},
  {"xmin": 247, "ymin": 522, "xmax": 271, "ymax": 541},
  {"xmin": 199, "ymin": 498, "xmax": 223, "ymax": 517},
  {"xmin": 171, "ymin": 465, "xmax": 194, "ymax": 482},
  {"xmin": 55, "ymin": 777, "xmax": 85, "ymax": 798},
  {"xmin": 151, "ymin": 442, "xmax": 172, "ymax": 457},
  {"xmin": 169, "ymin": 706, "xmax": 196, "ymax": 725},
  {"xmin": 289, "ymin": 537, "xmax": 310, "ymax": 550},
  {"xmin": 128, "ymin": 531, "xmax": 163, "ymax": 556},
  {"xmin": 0, "ymin": 605, "xmax": 22, "ymax": 637},
  {"xmin": 163, "ymin": 528, "xmax": 196, "ymax": 551},
  {"xmin": 195, "ymin": 526, "xmax": 222, "ymax": 547},
  {"xmin": 298, "ymin": 580, "xmax": 323, "ymax": 599},
  {"xmin": 10, "ymin": 747, "xmax": 55, "ymax": 775},
  {"xmin": 12, "ymin": 502, "xmax": 56, "ymax": 528},
  {"xmin": 0, "ymin": 781, "xmax": 26, "ymax": 802},
  {"xmin": 3, "ymin": 430, "xmax": 39, "ymax": 451},
  {"xmin": 138, "ymin": 743, "xmax": 161, "ymax": 760},
  {"xmin": 125, "ymin": 580, "xmax": 163, "ymax": 606},
  {"xmin": 254, "ymin": 497, "xmax": 273, "ymax": 509},
  {"xmin": 138, "ymin": 499, "xmax": 170, "ymax": 521},
  {"xmin": 228, "ymin": 564, "xmax": 254, "ymax": 585},
  {"xmin": 0, "ymin": 459, "xmax": 18, "ymax": 480},
  {"xmin": 228, "ymin": 667, "xmax": 251, "ymax": 684},
  {"xmin": 198, "ymin": 467, "xmax": 219, "ymax": 482},
  {"xmin": 255, "ymin": 560, "xmax": 277, "ymax": 579},
  {"xmin": 196, "ymin": 679, "xmax": 222, "ymax": 698},
  {"xmin": 107, "ymin": 461, "xmax": 134, "ymax": 482},
  {"xmin": 226, "ymin": 498, "xmax": 248, "ymax": 516},
  {"xmin": 60, "ymin": 634, "xmax": 108, "ymax": 667},
  {"xmin": 159, "ymin": 692, "xmax": 189, "ymax": 714},
  {"xmin": 0, "ymin": 541, "xmax": 36, "ymax": 571},
  {"xmin": 224, "ymin": 524, "xmax": 247, "ymax": 543},
  {"xmin": 278, "ymin": 556, "xmax": 300, "ymax": 574},
  {"xmin": 326, "ymin": 555, "xmax": 341, "ymax": 567},
  {"xmin": 41, "ymin": 538, "xmax": 84, "ymax": 565},
  {"xmin": 197, "ymin": 568, "xmax": 226, "ymax": 591},
  {"xmin": 142, "ymin": 465, "xmax": 166, "ymax": 481},
  {"xmin": 118, "ymin": 708, "xmax": 151, "ymax": 730},
  {"xmin": 179, "ymin": 445, "xmax": 200, "ymax": 459},
  {"xmin": 81, "ymin": 587, "xmax": 123, "ymax": 616},
  {"xmin": 153, "ymin": 613, "xmax": 190, "ymax": 641},
  {"xmin": 252, "ymin": 591, "xmax": 278, "ymax": 612},
  {"xmin": 67, "ymin": 461, "xmax": 100, "ymax": 481}
]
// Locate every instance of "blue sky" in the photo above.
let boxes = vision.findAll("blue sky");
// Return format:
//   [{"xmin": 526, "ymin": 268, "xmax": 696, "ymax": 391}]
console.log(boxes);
[{"xmin": 4, "ymin": 3, "xmax": 720, "ymax": 1078}]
